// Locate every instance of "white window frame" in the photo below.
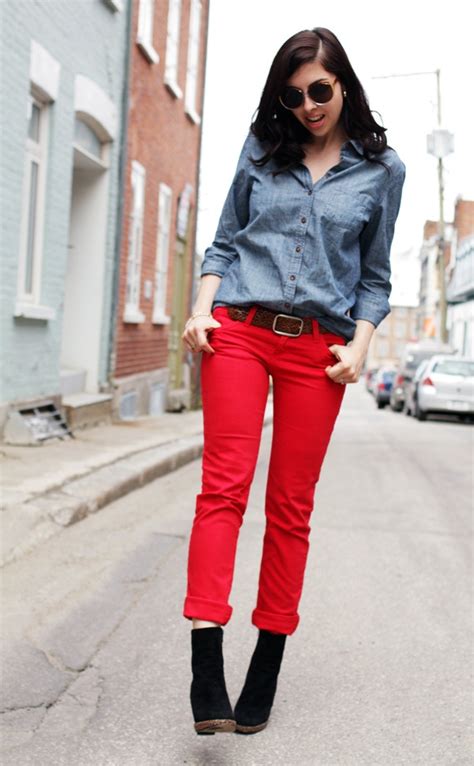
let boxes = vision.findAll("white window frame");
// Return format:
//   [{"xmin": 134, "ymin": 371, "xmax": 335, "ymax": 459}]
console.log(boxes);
[
  {"xmin": 136, "ymin": 0, "xmax": 159, "ymax": 64},
  {"xmin": 153, "ymin": 183, "xmax": 172, "ymax": 324},
  {"xmin": 14, "ymin": 92, "xmax": 56, "ymax": 321},
  {"xmin": 164, "ymin": 0, "xmax": 183, "ymax": 99},
  {"xmin": 124, "ymin": 161, "xmax": 146, "ymax": 323},
  {"xmin": 184, "ymin": 0, "xmax": 202, "ymax": 124},
  {"xmin": 73, "ymin": 116, "xmax": 108, "ymax": 168}
]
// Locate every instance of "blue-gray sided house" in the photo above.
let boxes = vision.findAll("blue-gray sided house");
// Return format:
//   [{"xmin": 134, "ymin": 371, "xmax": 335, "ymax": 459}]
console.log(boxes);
[{"xmin": 0, "ymin": 0, "xmax": 130, "ymax": 440}]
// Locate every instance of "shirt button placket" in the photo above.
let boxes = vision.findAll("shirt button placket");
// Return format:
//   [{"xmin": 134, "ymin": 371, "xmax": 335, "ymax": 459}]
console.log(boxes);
[{"xmin": 288, "ymin": 201, "xmax": 310, "ymax": 301}]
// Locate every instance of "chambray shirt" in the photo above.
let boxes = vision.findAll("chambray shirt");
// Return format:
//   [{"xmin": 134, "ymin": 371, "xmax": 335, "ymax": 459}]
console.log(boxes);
[{"xmin": 200, "ymin": 130, "xmax": 406, "ymax": 341}]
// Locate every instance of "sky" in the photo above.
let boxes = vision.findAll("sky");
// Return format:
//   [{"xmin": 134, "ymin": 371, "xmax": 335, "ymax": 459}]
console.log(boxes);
[{"xmin": 196, "ymin": 0, "xmax": 473, "ymax": 306}]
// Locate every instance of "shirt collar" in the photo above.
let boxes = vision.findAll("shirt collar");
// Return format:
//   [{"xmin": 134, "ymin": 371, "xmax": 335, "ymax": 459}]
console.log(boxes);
[{"xmin": 343, "ymin": 138, "xmax": 365, "ymax": 157}]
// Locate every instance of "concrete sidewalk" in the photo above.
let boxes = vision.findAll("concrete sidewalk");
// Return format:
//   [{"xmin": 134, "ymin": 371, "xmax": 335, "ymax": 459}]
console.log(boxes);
[{"xmin": 0, "ymin": 397, "xmax": 274, "ymax": 567}]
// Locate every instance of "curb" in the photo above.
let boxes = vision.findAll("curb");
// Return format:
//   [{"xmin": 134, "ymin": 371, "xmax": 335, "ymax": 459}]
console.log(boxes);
[{"xmin": 1, "ymin": 409, "xmax": 273, "ymax": 568}]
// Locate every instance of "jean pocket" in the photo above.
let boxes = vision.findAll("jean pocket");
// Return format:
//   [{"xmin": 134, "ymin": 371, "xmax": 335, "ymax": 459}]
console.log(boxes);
[
  {"xmin": 316, "ymin": 335, "xmax": 346, "ymax": 366},
  {"xmin": 320, "ymin": 331, "xmax": 347, "ymax": 347},
  {"xmin": 210, "ymin": 307, "xmax": 230, "ymax": 324},
  {"xmin": 207, "ymin": 308, "xmax": 232, "ymax": 344}
]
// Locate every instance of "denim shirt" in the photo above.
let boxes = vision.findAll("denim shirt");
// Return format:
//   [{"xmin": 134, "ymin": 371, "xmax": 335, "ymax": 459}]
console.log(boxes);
[{"xmin": 200, "ymin": 130, "xmax": 406, "ymax": 341}]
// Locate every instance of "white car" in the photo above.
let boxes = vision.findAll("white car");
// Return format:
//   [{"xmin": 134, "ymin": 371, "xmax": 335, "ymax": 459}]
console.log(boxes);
[{"xmin": 415, "ymin": 355, "xmax": 474, "ymax": 421}]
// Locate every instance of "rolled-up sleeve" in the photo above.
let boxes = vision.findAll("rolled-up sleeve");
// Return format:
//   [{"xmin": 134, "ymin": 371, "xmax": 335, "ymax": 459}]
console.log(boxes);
[
  {"xmin": 351, "ymin": 160, "xmax": 406, "ymax": 327},
  {"xmin": 200, "ymin": 131, "xmax": 254, "ymax": 278}
]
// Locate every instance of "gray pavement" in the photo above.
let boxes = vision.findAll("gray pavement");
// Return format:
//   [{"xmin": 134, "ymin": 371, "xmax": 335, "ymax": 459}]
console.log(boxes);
[
  {"xmin": 0, "ymin": 382, "xmax": 472, "ymax": 765},
  {"xmin": 0, "ymin": 400, "xmax": 274, "ymax": 566}
]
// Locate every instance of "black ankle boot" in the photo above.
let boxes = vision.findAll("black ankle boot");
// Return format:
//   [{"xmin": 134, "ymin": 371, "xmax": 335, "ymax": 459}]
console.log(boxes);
[
  {"xmin": 190, "ymin": 626, "xmax": 236, "ymax": 734},
  {"xmin": 234, "ymin": 628, "xmax": 287, "ymax": 734}
]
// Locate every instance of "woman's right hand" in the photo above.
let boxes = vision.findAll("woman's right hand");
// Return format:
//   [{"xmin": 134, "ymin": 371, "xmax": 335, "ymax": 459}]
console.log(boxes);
[{"xmin": 181, "ymin": 315, "xmax": 222, "ymax": 354}]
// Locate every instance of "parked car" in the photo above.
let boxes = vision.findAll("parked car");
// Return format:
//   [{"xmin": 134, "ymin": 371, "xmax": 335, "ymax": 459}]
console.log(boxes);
[
  {"xmin": 412, "ymin": 355, "xmax": 474, "ymax": 421},
  {"xmin": 389, "ymin": 339, "xmax": 457, "ymax": 412},
  {"xmin": 389, "ymin": 369, "xmax": 406, "ymax": 411},
  {"xmin": 403, "ymin": 358, "xmax": 431, "ymax": 416},
  {"xmin": 365, "ymin": 367, "xmax": 379, "ymax": 394},
  {"xmin": 370, "ymin": 368, "xmax": 387, "ymax": 397},
  {"xmin": 373, "ymin": 367, "xmax": 397, "ymax": 409}
]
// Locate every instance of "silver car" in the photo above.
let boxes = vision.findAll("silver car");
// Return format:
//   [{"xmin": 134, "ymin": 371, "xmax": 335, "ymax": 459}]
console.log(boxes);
[
  {"xmin": 403, "ymin": 359, "xmax": 431, "ymax": 417},
  {"xmin": 390, "ymin": 340, "xmax": 457, "ymax": 412},
  {"xmin": 414, "ymin": 355, "xmax": 474, "ymax": 421}
]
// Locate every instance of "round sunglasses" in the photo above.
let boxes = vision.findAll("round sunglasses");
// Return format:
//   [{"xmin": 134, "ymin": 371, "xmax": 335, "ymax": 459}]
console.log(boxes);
[{"xmin": 278, "ymin": 78, "xmax": 339, "ymax": 110}]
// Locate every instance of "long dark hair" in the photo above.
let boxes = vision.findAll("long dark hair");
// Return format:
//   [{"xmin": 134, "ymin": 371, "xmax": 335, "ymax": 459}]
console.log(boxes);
[{"xmin": 249, "ymin": 28, "xmax": 390, "ymax": 175}]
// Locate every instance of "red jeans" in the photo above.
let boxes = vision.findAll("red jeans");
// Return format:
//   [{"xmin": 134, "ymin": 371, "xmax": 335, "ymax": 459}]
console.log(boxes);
[{"xmin": 183, "ymin": 305, "xmax": 347, "ymax": 635}]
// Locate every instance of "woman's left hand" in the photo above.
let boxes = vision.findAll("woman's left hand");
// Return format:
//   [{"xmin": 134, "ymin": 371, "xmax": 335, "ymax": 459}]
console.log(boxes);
[{"xmin": 324, "ymin": 342, "xmax": 367, "ymax": 385}]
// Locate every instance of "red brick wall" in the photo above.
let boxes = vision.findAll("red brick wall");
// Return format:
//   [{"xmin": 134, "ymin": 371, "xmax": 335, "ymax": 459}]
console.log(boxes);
[
  {"xmin": 423, "ymin": 220, "xmax": 439, "ymax": 241},
  {"xmin": 454, "ymin": 199, "xmax": 474, "ymax": 244},
  {"xmin": 114, "ymin": 0, "xmax": 209, "ymax": 378}
]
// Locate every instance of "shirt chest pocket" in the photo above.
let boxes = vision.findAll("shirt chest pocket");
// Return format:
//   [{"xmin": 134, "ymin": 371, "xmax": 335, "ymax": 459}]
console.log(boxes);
[
  {"xmin": 318, "ymin": 189, "xmax": 370, "ymax": 237},
  {"xmin": 248, "ymin": 173, "xmax": 294, "ymax": 222}
]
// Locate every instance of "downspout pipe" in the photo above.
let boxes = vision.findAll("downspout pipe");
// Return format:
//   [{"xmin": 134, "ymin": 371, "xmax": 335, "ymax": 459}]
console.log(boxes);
[
  {"xmin": 189, "ymin": 0, "xmax": 211, "ymax": 408},
  {"xmin": 107, "ymin": 0, "xmax": 132, "ymax": 385}
]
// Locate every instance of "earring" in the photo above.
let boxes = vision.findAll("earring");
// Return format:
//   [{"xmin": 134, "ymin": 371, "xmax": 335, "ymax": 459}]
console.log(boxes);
[
  {"xmin": 272, "ymin": 112, "xmax": 278, "ymax": 120},
  {"xmin": 343, "ymin": 90, "xmax": 347, "ymax": 97}
]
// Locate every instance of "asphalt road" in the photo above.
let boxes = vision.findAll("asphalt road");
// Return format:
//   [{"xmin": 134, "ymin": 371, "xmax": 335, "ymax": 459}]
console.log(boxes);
[{"xmin": 1, "ymin": 382, "xmax": 472, "ymax": 765}]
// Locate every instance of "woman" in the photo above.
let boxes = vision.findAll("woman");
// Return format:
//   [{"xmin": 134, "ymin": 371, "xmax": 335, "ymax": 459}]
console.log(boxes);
[{"xmin": 181, "ymin": 27, "xmax": 406, "ymax": 735}]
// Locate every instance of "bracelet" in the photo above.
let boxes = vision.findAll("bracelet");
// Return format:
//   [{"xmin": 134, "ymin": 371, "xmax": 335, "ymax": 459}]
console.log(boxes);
[{"xmin": 185, "ymin": 311, "xmax": 212, "ymax": 327}]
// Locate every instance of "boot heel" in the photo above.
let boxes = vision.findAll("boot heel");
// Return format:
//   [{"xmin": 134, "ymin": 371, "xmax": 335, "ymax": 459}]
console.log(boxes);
[
  {"xmin": 234, "ymin": 629, "xmax": 287, "ymax": 734},
  {"xmin": 190, "ymin": 626, "xmax": 236, "ymax": 735},
  {"xmin": 195, "ymin": 718, "xmax": 236, "ymax": 735}
]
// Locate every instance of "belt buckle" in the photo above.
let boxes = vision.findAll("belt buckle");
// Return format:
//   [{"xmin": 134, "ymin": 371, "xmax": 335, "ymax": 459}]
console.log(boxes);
[{"xmin": 272, "ymin": 313, "xmax": 304, "ymax": 337}]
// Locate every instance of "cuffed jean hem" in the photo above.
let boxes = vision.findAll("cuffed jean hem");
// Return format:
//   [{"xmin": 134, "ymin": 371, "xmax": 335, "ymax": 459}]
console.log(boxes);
[
  {"xmin": 251, "ymin": 607, "xmax": 300, "ymax": 635},
  {"xmin": 183, "ymin": 596, "xmax": 233, "ymax": 626}
]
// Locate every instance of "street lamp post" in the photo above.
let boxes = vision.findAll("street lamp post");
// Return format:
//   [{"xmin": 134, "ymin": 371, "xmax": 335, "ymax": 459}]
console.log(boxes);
[{"xmin": 372, "ymin": 69, "xmax": 454, "ymax": 342}]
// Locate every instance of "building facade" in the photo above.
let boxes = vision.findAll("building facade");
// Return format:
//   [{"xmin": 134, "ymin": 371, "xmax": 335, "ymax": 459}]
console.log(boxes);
[
  {"xmin": 417, "ymin": 219, "xmax": 453, "ymax": 341},
  {"xmin": 0, "ymin": 0, "xmax": 131, "ymax": 437},
  {"xmin": 418, "ymin": 199, "xmax": 473, "ymax": 355},
  {"xmin": 111, "ymin": 0, "xmax": 209, "ymax": 419},
  {"xmin": 367, "ymin": 305, "xmax": 419, "ymax": 368},
  {"xmin": 446, "ymin": 198, "xmax": 474, "ymax": 357}
]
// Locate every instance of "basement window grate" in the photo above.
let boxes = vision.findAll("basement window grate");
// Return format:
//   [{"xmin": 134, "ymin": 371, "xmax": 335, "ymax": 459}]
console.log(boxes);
[
  {"xmin": 17, "ymin": 402, "xmax": 74, "ymax": 442},
  {"xmin": 119, "ymin": 390, "xmax": 138, "ymax": 420}
]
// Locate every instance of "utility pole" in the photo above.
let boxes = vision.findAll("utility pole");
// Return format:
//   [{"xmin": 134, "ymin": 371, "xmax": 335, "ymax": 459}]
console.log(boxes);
[
  {"xmin": 426, "ymin": 69, "xmax": 454, "ymax": 343},
  {"xmin": 372, "ymin": 69, "xmax": 454, "ymax": 343}
]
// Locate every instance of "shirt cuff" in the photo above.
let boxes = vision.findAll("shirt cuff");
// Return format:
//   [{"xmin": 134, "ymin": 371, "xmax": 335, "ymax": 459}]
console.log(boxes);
[
  {"xmin": 350, "ymin": 298, "xmax": 390, "ymax": 328},
  {"xmin": 201, "ymin": 263, "xmax": 227, "ymax": 278}
]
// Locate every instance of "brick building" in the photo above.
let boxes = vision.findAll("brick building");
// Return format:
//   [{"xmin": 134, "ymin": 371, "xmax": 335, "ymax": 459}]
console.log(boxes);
[
  {"xmin": 111, "ymin": 0, "xmax": 209, "ymax": 418},
  {"xmin": 446, "ymin": 198, "xmax": 474, "ymax": 357},
  {"xmin": 366, "ymin": 305, "xmax": 419, "ymax": 368},
  {"xmin": 418, "ymin": 219, "xmax": 453, "ymax": 340},
  {"xmin": 418, "ymin": 198, "xmax": 473, "ymax": 354}
]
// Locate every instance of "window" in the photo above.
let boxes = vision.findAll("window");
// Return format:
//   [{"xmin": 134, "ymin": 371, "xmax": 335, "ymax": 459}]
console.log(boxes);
[
  {"xmin": 153, "ymin": 183, "xmax": 172, "ymax": 323},
  {"xmin": 16, "ymin": 93, "xmax": 50, "ymax": 313},
  {"xmin": 119, "ymin": 390, "xmax": 138, "ymax": 419},
  {"xmin": 395, "ymin": 320, "xmax": 406, "ymax": 339},
  {"xmin": 394, "ymin": 340, "xmax": 406, "ymax": 358},
  {"xmin": 124, "ymin": 161, "xmax": 146, "ymax": 323},
  {"xmin": 149, "ymin": 381, "xmax": 166, "ymax": 415},
  {"xmin": 184, "ymin": 0, "xmax": 202, "ymax": 123},
  {"xmin": 164, "ymin": 0, "xmax": 182, "ymax": 98},
  {"xmin": 432, "ymin": 359, "xmax": 474, "ymax": 376},
  {"xmin": 137, "ymin": 0, "xmax": 159, "ymax": 64},
  {"xmin": 74, "ymin": 117, "xmax": 103, "ymax": 160}
]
